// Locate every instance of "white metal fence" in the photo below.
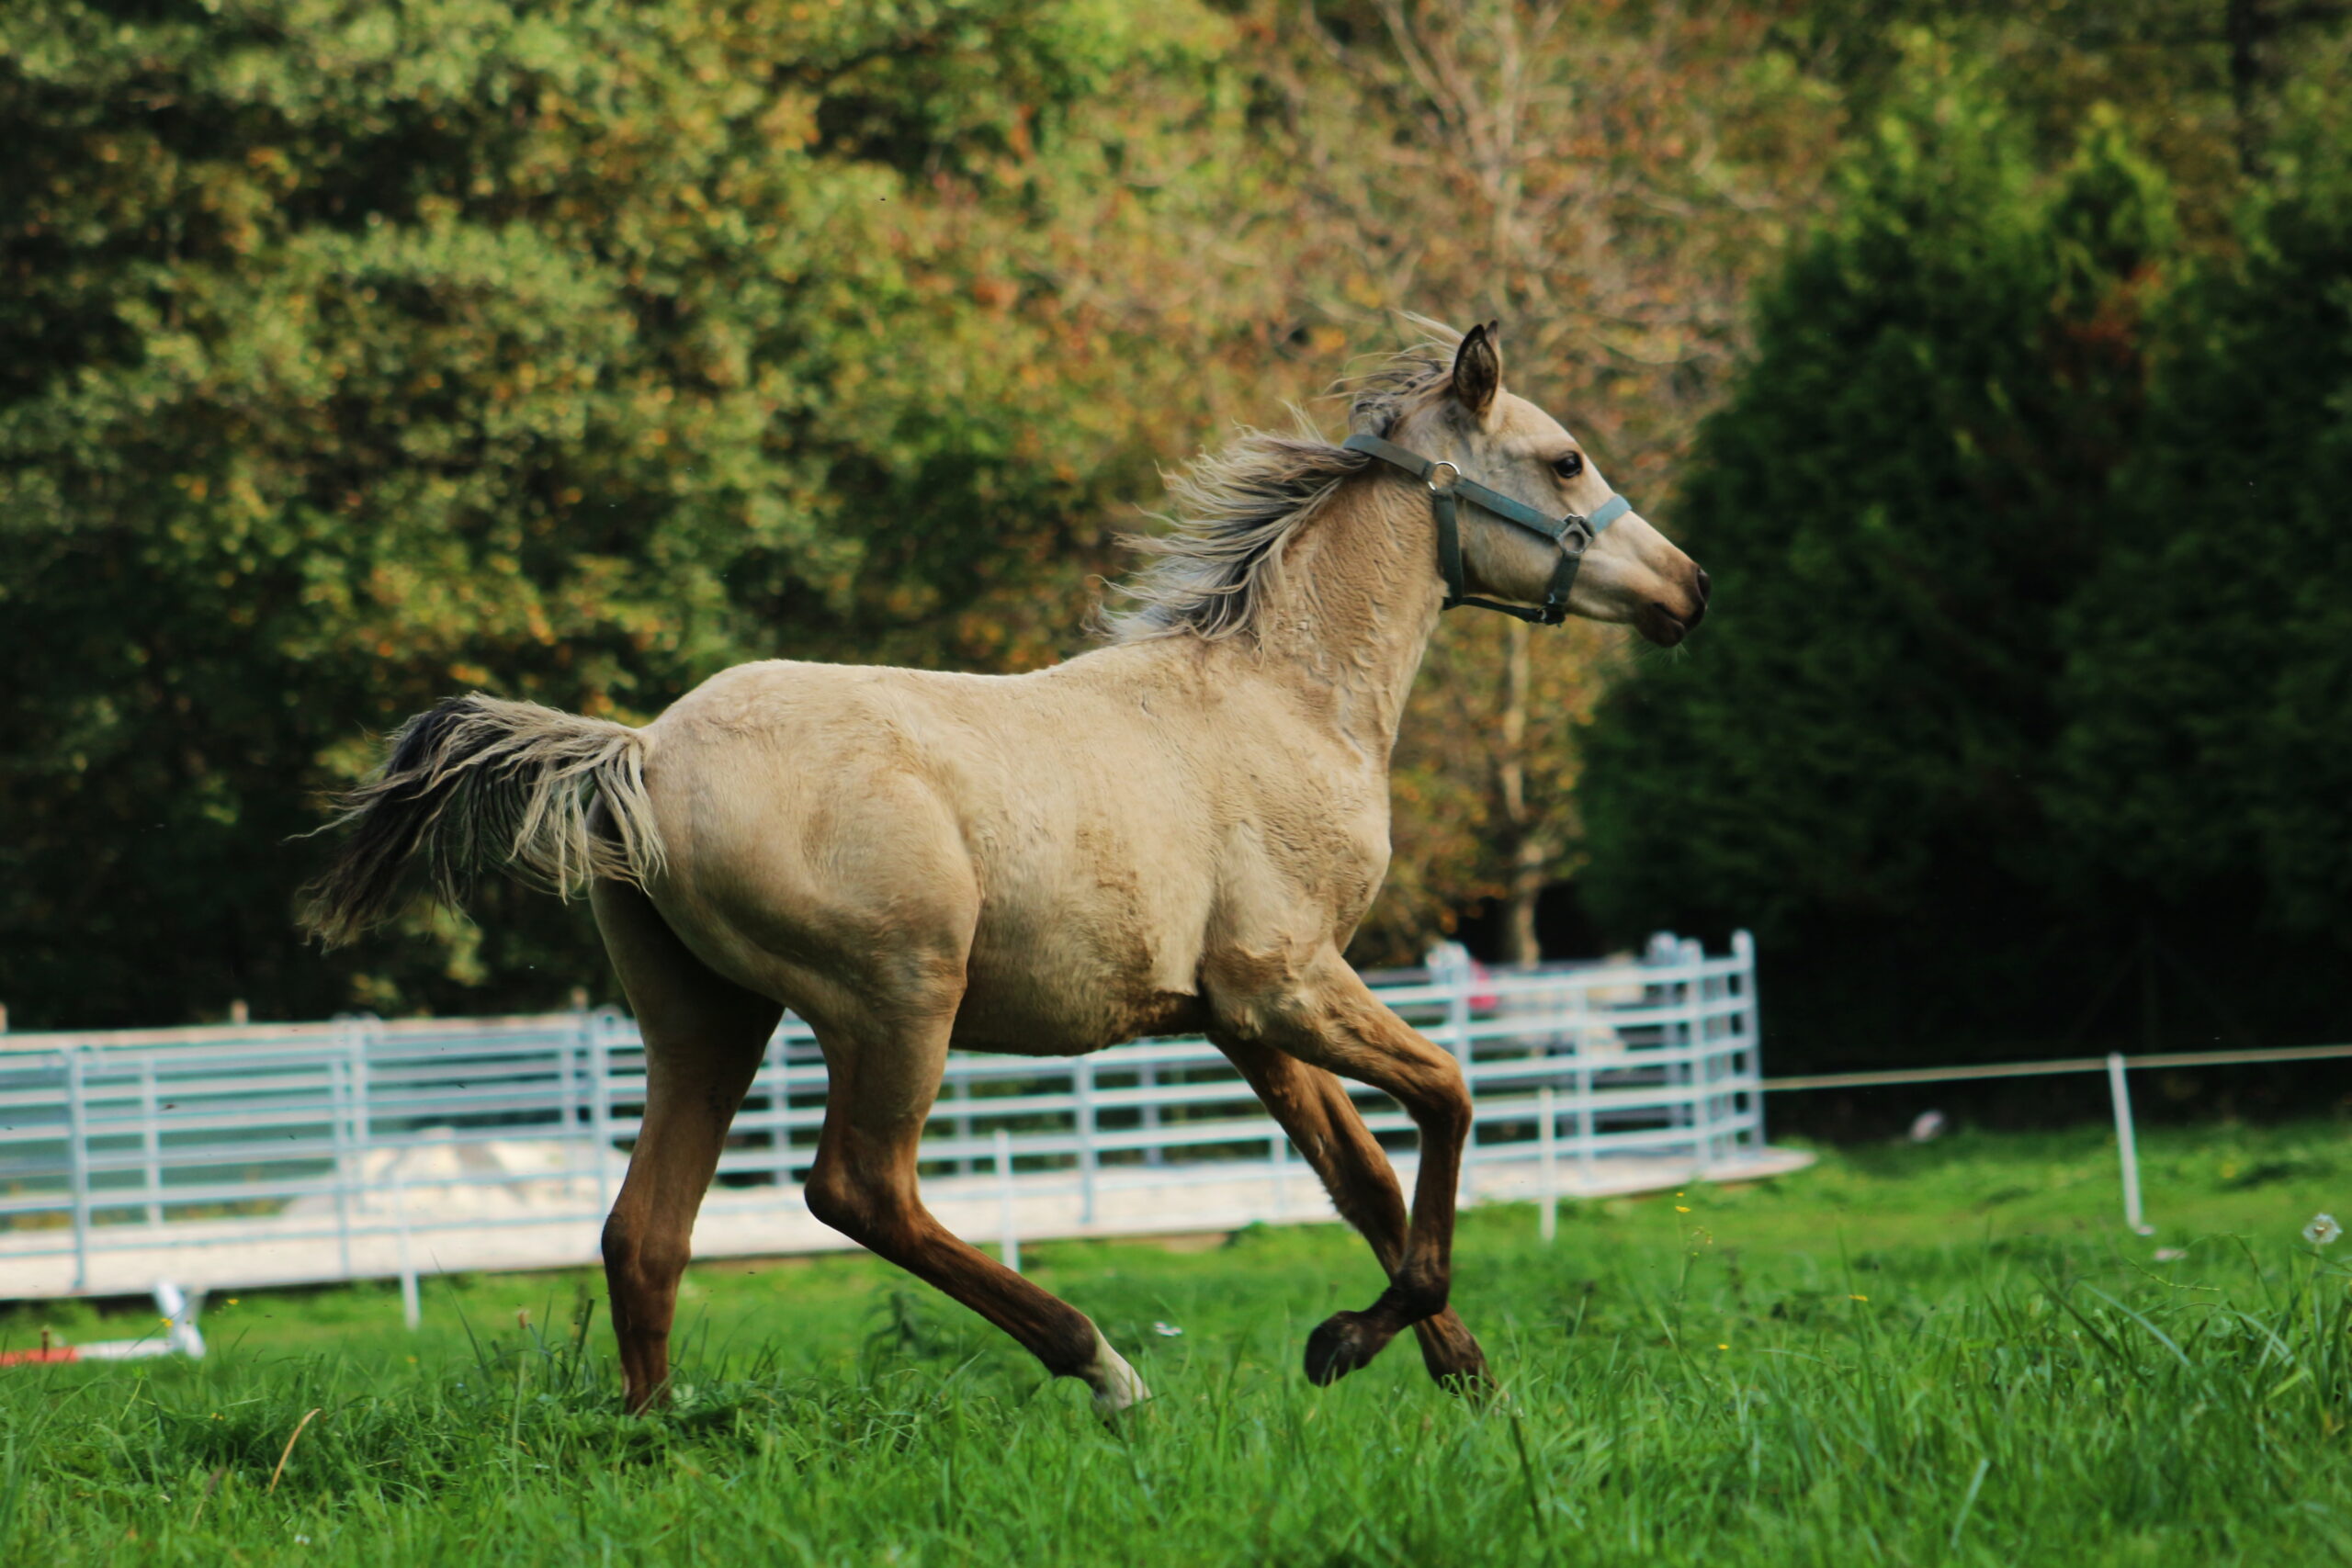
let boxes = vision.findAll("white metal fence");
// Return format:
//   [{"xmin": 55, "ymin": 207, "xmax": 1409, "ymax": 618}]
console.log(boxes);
[{"xmin": 0, "ymin": 932, "xmax": 1792, "ymax": 1308}]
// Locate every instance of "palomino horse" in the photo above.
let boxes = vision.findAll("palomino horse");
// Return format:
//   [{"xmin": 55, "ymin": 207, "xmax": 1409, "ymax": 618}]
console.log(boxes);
[{"xmin": 304, "ymin": 323, "xmax": 1707, "ymax": 1414}]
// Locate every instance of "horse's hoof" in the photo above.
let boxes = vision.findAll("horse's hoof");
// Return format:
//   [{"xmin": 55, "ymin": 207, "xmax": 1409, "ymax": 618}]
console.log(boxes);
[
  {"xmin": 1080, "ymin": 1328, "xmax": 1152, "ymax": 1416},
  {"xmin": 1411, "ymin": 1307, "xmax": 1488, "ymax": 1386},
  {"xmin": 1432, "ymin": 1360, "xmax": 1498, "ymax": 1401},
  {"xmin": 1415, "ymin": 1329, "xmax": 1493, "ymax": 1394},
  {"xmin": 1305, "ymin": 1311, "xmax": 1387, "ymax": 1384}
]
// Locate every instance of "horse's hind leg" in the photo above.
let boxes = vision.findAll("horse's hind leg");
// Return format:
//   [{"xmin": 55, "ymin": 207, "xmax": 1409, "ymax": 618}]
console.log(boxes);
[
  {"xmin": 591, "ymin": 880, "xmax": 783, "ymax": 1413},
  {"xmin": 802, "ymin": 1005, "xmax": 1149, "ymax": 1414},
  {"xmin": 1215, "ymin": 1036, "xmax": 1490, "ymax": 1389}
]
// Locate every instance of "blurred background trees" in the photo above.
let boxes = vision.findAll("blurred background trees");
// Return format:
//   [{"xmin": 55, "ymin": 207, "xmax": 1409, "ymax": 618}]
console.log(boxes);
[
  {"xmin": 2, "ymin": 1, "xmax": 2346, "ymax": 1080},
  {"xmin": 1578, "ymin": 52, "xmax": 2183, "ymax": 1065},
  {"xmin": 0, "ymin": 0, "xmax": 1277, "ymax": 1021},
  {"xmin": 1578, "ymin": 18, "xmax": 2352, "ymax": 1078}
]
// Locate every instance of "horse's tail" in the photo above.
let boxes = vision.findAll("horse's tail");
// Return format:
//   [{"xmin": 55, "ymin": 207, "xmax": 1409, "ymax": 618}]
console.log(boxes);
[{"xmin": 300, "ymin": 693, "xmax": 665, "ymax": 946}]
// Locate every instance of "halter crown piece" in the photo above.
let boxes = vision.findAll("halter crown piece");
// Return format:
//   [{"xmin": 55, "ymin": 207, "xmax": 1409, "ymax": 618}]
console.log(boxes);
[{"xmin": 1341, "ymin": 432, "xmax": 1632, "ymax": 626}]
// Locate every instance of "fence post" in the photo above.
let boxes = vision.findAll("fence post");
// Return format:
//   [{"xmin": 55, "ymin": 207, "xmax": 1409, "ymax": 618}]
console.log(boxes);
[
  {"xmin": 1430, "ymin": 942, "xmax": 1474, "ymax": 1055},
  {"xmin": 994, "ymin": 1127, "xmax": 1020, "ymax": 1273},
  {"xmin": 1643, "ymin": 933, "xmax": 1683, "ymax": 1174},
  {"xmin": 759, "ymin": 1027, "xmax": 787, "ymax": 1193},
  {"xmin": 1734, "ymin": 930, "xmax": 1762, "ymax": 1156},
  {"xmin": 395, "ymin": 1171, "xmax": 421, "ymax": 1330},
  {"xmin": 331, "ymin": 1022, "xmax": 372, "ymax": 1280},
  {"xmin": 1678, "ymin": 936, "xmax": 1707, "ymax": 1164},
  {"xmin": 350, "ymin": 1021, "xmax": 375, "ymax": 1210},
  {"xmin": 954, "ymin": 1063, "xmax": 976, "ymax": 1176},
  {"xmin": 63, "ymin": 1047, "xmax": 90, "ymax": 1292},
  {"xmin": 139, "ymin": 1057, "xmax": 163, "ymax": 1227},
  {"xmin": 1703, "ymin": 941, "xmax": 1734, "ymax": 1170},
  {"xmin": 1076, "ymin": 1057, "xmax": 1099, "ymax": 1226},
  {"xmin": 559, "ymin": 1010, "xmax": 582, "ymax": 1184},
  {"xmin": 588, "ymin": 1010, "xmax": 615, "ymax": 1211},
  {"xmin": 2107, "ymin": 1053, "xmax": 2154, "ymax": 1235},
  {"xmin": 1576, "ymin": 988, "xmax": 1599, "ymax": 1183},
  {"xmin": 1539, "ymin": 1085, "xmax": 1558, "ymax": 1244},
  {"xmin": 1701, "ymin": 939, "xmax": 1728, "ymax": 1169},
  {"xmin": 328, "ymin": 1051, "xmax": 355, "ymax": 1279},
  {"xmin": 1141, "ymin": 1061, "xmax": 1164, "ymax": 1167},
  {"xmin": 1429, "ymin": 943, "xmax": 1478, "ymax": 1197}
]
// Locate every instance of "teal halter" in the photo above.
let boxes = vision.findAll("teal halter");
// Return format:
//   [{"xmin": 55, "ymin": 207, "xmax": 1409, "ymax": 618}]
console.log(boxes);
[{"xmin": 1342, "ymin": 432, "xmax": 1631, "ymax": 626}]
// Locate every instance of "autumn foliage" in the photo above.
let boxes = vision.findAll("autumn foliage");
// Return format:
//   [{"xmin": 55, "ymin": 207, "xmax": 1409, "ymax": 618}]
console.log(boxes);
[{"xmin": 2, "ymin": 2, "xmax": 2345, "ymax": 1052}]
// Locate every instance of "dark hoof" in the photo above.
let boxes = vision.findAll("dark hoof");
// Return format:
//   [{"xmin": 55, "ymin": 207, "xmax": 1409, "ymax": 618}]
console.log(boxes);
[
  {"xmin": 1431, "ymin": 1361, "xmax": 1497, "ymax": 1401},
  {"xmin": 1305, "ymin": 1310, "xmax": 1394, "ymax": 1384},
  {"xmin": 1413, "ymin": 1312, "xmax": 1493, "ymax": 1393}
]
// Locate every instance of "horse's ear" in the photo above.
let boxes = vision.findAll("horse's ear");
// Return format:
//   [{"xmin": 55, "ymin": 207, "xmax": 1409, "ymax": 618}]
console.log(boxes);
[{"xmin": 1451, "ymin": 321, "xmax": 1502, "ymax": 420}]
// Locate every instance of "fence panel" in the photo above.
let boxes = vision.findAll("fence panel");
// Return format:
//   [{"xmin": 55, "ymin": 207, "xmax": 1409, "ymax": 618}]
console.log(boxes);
[{"xmin": 0, "ymin": 933, "xmax": 1801, "ymax": 1300}]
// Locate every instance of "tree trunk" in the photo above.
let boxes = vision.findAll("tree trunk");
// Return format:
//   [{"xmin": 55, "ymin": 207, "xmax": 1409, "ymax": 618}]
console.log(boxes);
[
  {"xmin": 1497, "ymin": 618, "xmax": 1546, "ymax": 968},
  {"xmin": 2225, "ymin": 0, "xmax": 2277, "ymax": 176}
]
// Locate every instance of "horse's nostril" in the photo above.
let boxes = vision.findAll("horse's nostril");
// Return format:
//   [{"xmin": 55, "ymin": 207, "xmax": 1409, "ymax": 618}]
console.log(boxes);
[{"xmin": 1694, "ymin": 567, "xmax": 1712, "ymax": 604}]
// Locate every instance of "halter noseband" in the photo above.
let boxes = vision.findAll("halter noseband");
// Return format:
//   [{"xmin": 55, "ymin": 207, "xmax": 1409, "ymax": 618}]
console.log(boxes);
[{"xmin": 1342, "ymin": 432, "xmax": 1631, "ymax": 626}]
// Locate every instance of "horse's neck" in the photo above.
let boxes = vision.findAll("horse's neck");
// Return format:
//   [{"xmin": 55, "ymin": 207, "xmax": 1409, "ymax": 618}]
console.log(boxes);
[{"xmin": 1244, "ymin": 478, "xmax": 1444, "ymax": 762}]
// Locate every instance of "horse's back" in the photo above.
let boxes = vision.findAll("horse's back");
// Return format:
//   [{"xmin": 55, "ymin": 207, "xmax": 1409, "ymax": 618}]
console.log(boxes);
[{"xmin": 631, "ymin": 654, "xmax": 1226, "ymax": 1051}]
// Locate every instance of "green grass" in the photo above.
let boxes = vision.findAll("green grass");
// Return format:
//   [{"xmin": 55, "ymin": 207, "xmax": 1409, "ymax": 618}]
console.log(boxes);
[{"xmin": 8, "ymin": 1120, "xmax": 2352, "ymax": 1565}]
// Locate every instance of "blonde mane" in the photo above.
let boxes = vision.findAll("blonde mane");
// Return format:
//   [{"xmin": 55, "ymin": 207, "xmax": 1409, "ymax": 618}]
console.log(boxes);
[{"xmin": 1102, "ymin": 333, "xmax": 1461, "ymax": 643}]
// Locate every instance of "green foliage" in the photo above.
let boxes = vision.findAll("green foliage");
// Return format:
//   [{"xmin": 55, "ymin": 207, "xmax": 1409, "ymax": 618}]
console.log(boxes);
[
  {"xmin": 2053, "ymin": 105, "xmax": 2352, "ymax": 938},
  {"xmin": 12, "ymin": 1122, "xmax": 2352, "ymax": 1562},
  {"xmin": 0, "ymin": 0, "xmax": 1224, "ymax": 1024},
  {"xmin": 1582, "ymin": 39, "xmax": 2352, "ymax": 1069},
  {"xmin": 1579, "ymin": 50, "xmax": 2178, "ymax": 1056},
  {"xmin": 3, "ymin": 2, "xmax": 2344, "ymax": 1032},
  {"xmin": 0, "ymin": 0, "xmax": 1852, "ymax": 1022}
]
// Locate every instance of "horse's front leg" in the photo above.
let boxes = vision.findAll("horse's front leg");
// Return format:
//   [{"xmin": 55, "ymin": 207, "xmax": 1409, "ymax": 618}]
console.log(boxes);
[
  {"xmin": 1214, "ymin": 1034, "xmax": 1490, "ymax": 1390},
  {"xmin": 1212, "ymin": 945, "xmax": 1475, "ymax": 1386}
]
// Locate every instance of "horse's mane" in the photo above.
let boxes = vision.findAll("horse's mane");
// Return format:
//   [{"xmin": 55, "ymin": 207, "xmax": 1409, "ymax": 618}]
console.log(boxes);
[{"xmin": 1102, "ymin": 327, "xmax": 1461, "ymax": 643}]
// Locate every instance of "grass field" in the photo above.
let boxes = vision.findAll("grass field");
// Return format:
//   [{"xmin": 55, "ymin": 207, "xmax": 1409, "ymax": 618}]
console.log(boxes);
[{"xmin": 7, "ymin": 1120, "xmax": 2352, "ymax": 1565}]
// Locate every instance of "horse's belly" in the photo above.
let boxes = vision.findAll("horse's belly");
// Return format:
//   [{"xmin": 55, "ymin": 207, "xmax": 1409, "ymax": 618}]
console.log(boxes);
[
  {"xmin": 948, "ymin": 979, "xmax": 1206, "ymax": 1057},
  {"xmin": 950, "ymin": 891, "xmax": 1208, "ymax": 1056}
]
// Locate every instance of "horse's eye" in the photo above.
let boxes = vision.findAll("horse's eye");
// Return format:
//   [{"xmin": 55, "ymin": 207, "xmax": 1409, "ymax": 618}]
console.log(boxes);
[{"xmin": 1553, "ymin": 453, "xmax": 1585, "ymax": 479}]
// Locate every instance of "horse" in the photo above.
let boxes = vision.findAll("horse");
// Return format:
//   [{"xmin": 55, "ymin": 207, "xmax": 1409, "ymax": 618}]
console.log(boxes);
[{"xmin": 301, "ymin": 321, "xmax": 1707, "ymax": 1414}]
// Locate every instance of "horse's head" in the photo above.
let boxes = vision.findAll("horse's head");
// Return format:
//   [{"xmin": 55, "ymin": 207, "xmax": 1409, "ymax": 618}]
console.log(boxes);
[{"xmin": 1383, "ymin": 322, "xmax": 1708, "ymax": 646}]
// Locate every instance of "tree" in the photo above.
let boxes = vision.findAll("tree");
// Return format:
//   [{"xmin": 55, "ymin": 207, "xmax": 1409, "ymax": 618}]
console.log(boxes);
[
  {"xmin": 1575, "ymin": 50, "xmax": 2180, "ymax": 1065},
  {"xmin": 19, "ymin": 1, "xmax": 2333, "ymax": 1034},
  {"xmin": 1245, "ymin": 0, "xmax": 1842, "ymax": 965},
  {"xmin": 2052, "ymin": 82, "xmax": 2352, "ymax": 996},
  {"xmin": 0, "ymin": 0, "xmax": 1250, "ymax": 1026}
]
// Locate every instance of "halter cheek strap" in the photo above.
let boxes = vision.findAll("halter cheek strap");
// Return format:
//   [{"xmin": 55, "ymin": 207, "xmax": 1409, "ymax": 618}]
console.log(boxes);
[{"xmin": 1342, "ymin": 432, "xmax": 1631, "ymax": 626}]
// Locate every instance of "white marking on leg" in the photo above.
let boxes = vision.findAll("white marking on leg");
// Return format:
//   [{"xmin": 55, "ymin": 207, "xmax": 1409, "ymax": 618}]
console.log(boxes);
[{"xmin": 1081, "ymin": 1325, "xmax": 1151, "ymax": 1413}]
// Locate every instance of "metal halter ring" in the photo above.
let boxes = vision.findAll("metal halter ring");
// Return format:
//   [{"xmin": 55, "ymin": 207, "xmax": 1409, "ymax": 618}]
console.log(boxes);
[{"xmin": 1424, "ymin": 460, "xmax": 1461, "ymax": 493}]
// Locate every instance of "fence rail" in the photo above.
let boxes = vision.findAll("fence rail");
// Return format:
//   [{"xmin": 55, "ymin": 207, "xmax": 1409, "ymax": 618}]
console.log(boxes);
[
  {"xmin": 0, "ymin": 932, "xmax": 1801, "ymax": 1307},
  {"xmin": 1761, "ymin": 1040, "xmax": 2352, "ymax": 1093},
  {"xmin": 1756, "ymin": 1037, "xmax": 2352, "ymax": 1236}
]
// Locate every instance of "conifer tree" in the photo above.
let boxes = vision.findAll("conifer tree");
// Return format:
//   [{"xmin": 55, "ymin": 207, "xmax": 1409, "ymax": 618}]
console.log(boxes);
[
  {"xmin": 1577, "ymin": 51, "xmax": 2177, "ymax": 1062},
  {"xmin": 2054, "ymin": 92, "xmax": 2352, "ymax": 961}
]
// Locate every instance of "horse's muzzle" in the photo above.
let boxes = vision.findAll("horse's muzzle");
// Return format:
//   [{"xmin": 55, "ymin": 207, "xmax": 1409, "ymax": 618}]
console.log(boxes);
[{"xmin": 1640, "ymin": 566, "xmax": 1709, "ymax": 646}]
